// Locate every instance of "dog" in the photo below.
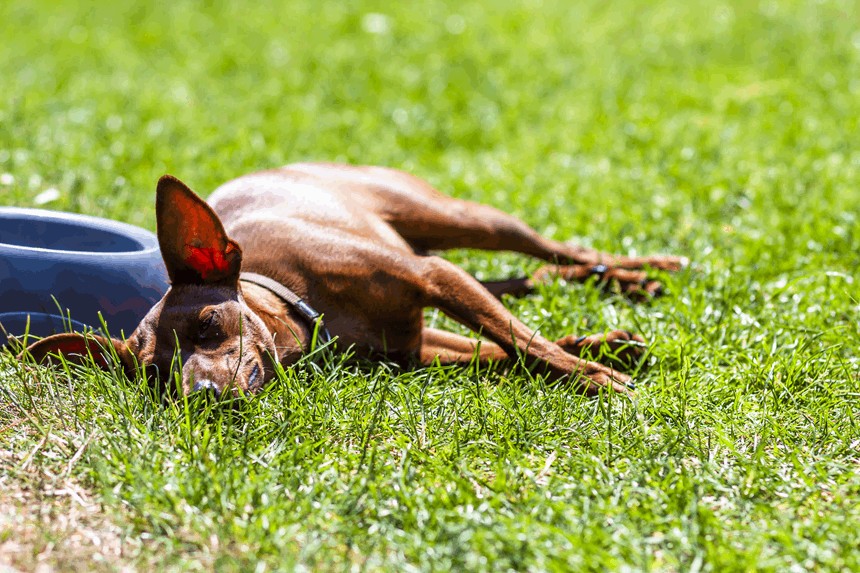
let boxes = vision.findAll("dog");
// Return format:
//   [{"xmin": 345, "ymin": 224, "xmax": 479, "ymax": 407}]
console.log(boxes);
[{"xmin": 22, "ymin": 163, "xmax": 685, "ymax": 396}]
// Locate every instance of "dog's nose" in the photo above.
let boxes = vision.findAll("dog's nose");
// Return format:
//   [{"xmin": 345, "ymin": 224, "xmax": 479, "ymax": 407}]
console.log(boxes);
[
  {"xmin": 192, "ymin": 379, "xmax": 221, "ymax": 397},
  {"xmin": 248, "ymin": 363, "xmax": 262, "ymax": 390}
]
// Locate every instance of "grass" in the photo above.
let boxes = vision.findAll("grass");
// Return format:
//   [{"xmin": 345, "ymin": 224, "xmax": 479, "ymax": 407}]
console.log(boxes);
[{"xmin": 2, "ymin": 0, "xmax": 860, "ymax": 570}]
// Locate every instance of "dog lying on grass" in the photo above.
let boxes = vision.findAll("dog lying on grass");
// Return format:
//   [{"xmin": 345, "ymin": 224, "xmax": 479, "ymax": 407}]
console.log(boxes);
[{"xmin": 22, "ymin": 163, "xmax": 685, "ymax": 396}]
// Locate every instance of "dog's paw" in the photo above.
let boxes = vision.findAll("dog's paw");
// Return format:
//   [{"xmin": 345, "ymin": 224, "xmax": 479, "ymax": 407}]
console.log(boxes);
[
  {"xmin": 625, "ymin": 278, "xmax": 664, "ymax": 301},
  {"xmin": 557, "ymin": 330, "xmax": 647, "ymax": 371},
  {"xmin": 642, "ymin": 255, "xmax": 689, "ymax": 272},
  {"xmin": 533, "ymin": 264, "xmax": 666, "ymax": 300},
  {"xmin": 574, "ymin": 361, "xmax": 635, "ymax": 396},
  {"xmin": 592, "ymin": 268, "xmax": 665, "ymax": 300}
]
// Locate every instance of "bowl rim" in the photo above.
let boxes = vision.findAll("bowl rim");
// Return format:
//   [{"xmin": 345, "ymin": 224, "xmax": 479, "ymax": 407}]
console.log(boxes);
[{"xmin": 0, "ymin": 206, "xmax": 160, "ymax": 257}]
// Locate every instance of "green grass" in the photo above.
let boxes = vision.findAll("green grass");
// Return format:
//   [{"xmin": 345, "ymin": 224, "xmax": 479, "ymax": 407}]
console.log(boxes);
[{"xmin": 2, "ymin": 0, "xmax": 860, "ymax": 570}]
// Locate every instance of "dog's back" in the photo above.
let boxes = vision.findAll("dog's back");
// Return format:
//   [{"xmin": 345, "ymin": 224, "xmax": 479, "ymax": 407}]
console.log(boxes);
[{"xmin": 207, "ymin": 164, "xmax": 431, "ymax": 352}]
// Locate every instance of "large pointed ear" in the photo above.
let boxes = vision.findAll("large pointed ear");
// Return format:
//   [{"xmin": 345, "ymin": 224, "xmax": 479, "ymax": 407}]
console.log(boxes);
[
  {"xmin": 156, "ymin": 175, "xmax": 242, "ymax": 285},
  {"xmin": 20, "ymin": 333, "xmax": 139, "ymax": 378}
]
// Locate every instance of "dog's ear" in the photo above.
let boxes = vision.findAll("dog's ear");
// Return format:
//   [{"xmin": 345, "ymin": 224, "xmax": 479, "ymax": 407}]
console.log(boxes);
[
  {"xmin": 156, "ymin": 175, "xmax": 242, "ymax": 285},
  {"xmin": 20, "ymin": 333, "xmax": 139, "ymax": 378}
]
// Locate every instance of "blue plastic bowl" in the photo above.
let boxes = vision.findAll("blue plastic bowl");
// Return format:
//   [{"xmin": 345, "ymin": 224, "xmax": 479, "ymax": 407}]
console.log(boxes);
[{"xmin": 0, "ymin": 207, "xmax": 169, "ymax": 346}]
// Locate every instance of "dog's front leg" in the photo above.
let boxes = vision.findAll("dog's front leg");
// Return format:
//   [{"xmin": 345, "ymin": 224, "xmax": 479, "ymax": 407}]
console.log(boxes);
[
  {"xmin": 420, "ymin": 328, "xmax": 645, "ymax": 373},
  {"xmin": 415, "ymin": 257, "xmax": 633, "ymax": 395},
  {"xmin": 419, "ymin": 328, "xmax": 509, "ymax": 365}
]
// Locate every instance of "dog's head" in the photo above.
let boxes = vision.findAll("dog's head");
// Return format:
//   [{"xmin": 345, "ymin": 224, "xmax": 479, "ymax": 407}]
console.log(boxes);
[{"xmin": 22, "ymin": 176, "xmax": 279, "ymax": 398}]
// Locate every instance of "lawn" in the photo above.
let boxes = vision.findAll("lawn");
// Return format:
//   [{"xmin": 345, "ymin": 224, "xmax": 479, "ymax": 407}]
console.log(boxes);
[{"xmin": 1, "ymin": 0, "xmax": 860, "ymax": 570}]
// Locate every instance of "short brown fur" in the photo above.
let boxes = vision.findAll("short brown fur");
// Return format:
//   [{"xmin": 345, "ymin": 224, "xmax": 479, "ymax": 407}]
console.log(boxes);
[{"xmin": 24, "ymin": 163, "xmax": 686, "ymax": 397}]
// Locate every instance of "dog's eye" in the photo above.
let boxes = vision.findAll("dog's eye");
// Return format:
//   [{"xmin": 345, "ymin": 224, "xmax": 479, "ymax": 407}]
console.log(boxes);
[{"xmin": 197, "ymin": 311, "xmax": 219, "ymax": 340}]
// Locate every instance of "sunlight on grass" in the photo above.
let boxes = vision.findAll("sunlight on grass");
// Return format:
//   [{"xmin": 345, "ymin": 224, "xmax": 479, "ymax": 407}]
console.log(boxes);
[{"xmin": 2, "ymin": 0, "xmax": 860, "ymax": 570}]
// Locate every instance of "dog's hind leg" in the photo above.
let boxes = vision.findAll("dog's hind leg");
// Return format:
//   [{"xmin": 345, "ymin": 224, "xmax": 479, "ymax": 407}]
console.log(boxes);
[
  {"xmin": 287, "ymin": 164, "xmax": 686, "ymax": 271},
  {"xmin": 383, "ymin": 189, "xmax": 684, "ymax": 271},
  {"xmin": 288, "ymin": 163, "xmax": 684, "ymax": 271}
]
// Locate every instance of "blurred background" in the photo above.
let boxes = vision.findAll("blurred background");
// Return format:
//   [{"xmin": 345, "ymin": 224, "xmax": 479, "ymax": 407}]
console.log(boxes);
[{"xmin": 1, "ymin": 0, "xmax": 857, "ymax": 261}]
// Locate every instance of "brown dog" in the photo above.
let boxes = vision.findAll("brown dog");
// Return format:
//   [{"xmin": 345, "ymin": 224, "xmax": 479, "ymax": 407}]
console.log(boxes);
[{"xmin": 23, "ymin": 163, "xmax": 685, "ymax": 396}]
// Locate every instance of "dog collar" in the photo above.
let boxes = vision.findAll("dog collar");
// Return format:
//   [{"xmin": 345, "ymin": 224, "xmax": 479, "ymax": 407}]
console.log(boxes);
[{"xmin": 239, "ymin": 272, "xmax": 332, "ymax": 345}]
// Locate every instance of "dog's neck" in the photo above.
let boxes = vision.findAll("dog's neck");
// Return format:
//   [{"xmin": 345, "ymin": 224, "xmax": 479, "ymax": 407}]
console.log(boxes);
[{"xmin": 239, "ymin": 281, "xmax": 311, "ymax": 365}]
